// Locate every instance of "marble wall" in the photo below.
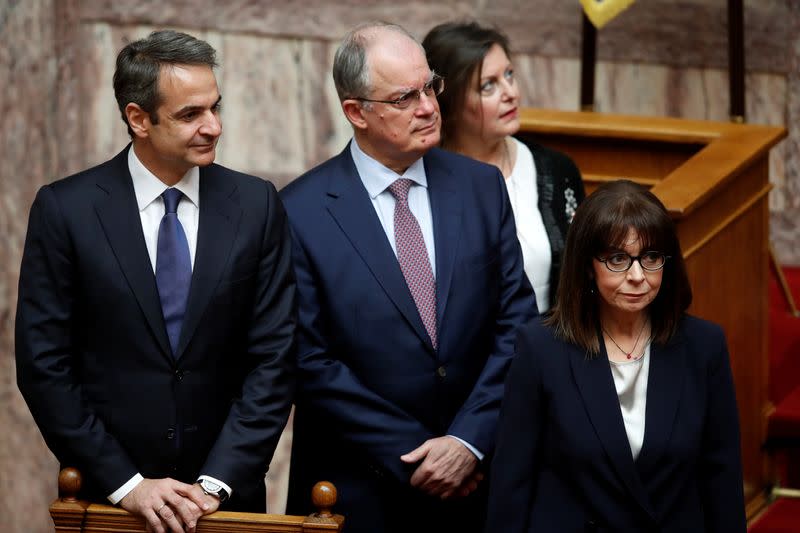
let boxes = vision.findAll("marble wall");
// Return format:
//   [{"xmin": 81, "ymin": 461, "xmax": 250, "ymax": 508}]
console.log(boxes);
[{"xmin": 2, "ymin": 1, "xmax": 798, "ymax": 531}]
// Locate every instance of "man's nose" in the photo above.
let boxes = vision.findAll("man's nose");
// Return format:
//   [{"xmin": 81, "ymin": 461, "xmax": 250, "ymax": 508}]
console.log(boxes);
[
  {"xmin": 415, "ymin": 91, "xmax": 436, "ymax": 115},
  {"xmin": 200, "ymin": 110, "xmax": 222, "ymax": 137}
]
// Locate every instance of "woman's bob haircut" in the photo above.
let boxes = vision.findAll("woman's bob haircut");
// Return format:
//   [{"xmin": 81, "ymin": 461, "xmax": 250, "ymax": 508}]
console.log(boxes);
[{"xmin": 545, "ymin": 179, "xmax": 692, "ymax": 353}]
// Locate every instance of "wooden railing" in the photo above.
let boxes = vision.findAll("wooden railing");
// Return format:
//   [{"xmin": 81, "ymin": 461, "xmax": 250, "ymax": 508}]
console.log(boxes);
[{"xmin": 50, "ymin": 468, "xmax": 344, "ymax": 532}]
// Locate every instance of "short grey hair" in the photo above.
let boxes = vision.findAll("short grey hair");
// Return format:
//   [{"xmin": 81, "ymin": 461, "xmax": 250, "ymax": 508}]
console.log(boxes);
[{"xmin": 332, "ymin": 22, "xmax": 422, "ymax": 101}]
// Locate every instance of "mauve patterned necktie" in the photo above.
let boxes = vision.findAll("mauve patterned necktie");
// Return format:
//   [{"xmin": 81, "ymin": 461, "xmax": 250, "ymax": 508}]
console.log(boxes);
[
  {"xmin": 156, "ymin": 188, "xmax": 192, "ymax": 357},
  {"xmin": 388, "ymin": 178, "xmax": 438, "ymax": 349}
]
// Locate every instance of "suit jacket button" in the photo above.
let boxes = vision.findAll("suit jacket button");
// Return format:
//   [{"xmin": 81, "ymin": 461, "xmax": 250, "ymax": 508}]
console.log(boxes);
[
  {"xmin": 436, "ymin": 366, "xmax": 446, "ymax": 378},
  {"xmin": 174, "ymin": 370, "xmax": 184, "ymax": 381},
  {"xmin": 166, "ymin": 428, "xmax": 175, "ymax": 440}
]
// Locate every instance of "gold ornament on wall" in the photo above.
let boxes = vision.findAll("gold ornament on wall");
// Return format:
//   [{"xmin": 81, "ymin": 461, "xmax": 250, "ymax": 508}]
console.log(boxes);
[{"xmin": 580, "ymin": 0, "xmax": 636, "ymax": 29}]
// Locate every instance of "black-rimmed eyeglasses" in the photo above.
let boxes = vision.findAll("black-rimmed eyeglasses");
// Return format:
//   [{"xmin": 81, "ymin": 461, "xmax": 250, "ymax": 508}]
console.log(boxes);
[
  {"xmin": 351, "ymin": 76, "xmax": 445, "ymax": 110},
  {"xmin": 595, "ymin": 251, "xmax": 670, "ymax": 272}
]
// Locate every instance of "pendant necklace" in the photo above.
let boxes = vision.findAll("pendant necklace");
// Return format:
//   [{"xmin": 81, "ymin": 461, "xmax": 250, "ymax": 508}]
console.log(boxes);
[{"xmin": 603, "ymin": 320, "xmax": 647, "ymax": 360}]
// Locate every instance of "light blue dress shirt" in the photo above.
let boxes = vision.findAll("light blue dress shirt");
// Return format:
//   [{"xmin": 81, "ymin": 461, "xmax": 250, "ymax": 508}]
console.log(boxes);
[
  {"xmin": 349, "ymin": 139, "xmax": 436, "ymax": 274},
  {"xmin": 349, "ymin": 138, "xmax": 483, "ymax": 461}
]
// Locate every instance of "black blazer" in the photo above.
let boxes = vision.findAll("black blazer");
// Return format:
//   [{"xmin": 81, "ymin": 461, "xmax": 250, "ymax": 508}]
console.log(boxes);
[
  {"xmin": 281, "ymin": 145, "xmax": 537, "ymax": 533},
  {"xmin": 485, "ymin": 315, "xmax": 745, "ymax": 533},
  {"xmin": 525, "ymin": 141, "xmax": 585, "ymax": 309},
  {"xmin": 15, "ymin": 147, "xmax": 295, "ymax": 511}
]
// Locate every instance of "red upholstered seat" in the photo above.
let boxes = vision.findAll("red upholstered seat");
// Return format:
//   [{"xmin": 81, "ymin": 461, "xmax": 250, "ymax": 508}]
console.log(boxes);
[
  {"xmin": 748, "ymin": 498, "xmax": 800, "ymax": 533},
  {"xmin": 768, "ymin": 386, "xmax": 800, "ymax": 444}
]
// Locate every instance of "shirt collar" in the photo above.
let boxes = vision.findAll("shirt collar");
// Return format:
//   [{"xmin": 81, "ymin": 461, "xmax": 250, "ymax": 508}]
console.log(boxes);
[
  {"xmin": 127, "ymin": 145, "xmax": 200, "ymax": 211},
  {"xmin": 349, "ymin": 138, "xmax": 428, "ymax": 200}
]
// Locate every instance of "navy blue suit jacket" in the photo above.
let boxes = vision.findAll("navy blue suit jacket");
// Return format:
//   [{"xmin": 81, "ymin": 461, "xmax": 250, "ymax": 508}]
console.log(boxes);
[
  {"xmin": 486, "ymin": 315, "xmax": 746, "ymax": 533},
  {"xmin": 15, "ymin": 147, "xmax": 295, "ymax": 511},
  {"xmin": 280, "ymin": 145, "xmax": 537, "ymax": 531}
]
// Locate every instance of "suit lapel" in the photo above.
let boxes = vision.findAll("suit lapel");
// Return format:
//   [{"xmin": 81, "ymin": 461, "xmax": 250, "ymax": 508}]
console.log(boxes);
[
  {"xmin": 93, "ymin": 147, "xmax": 172, "ymax": 360},
  {"xmin": 175, "ymin": 167, "xmax": 241, "ymax": 358},
  {"xmin": 425, "ymin": 151, "xmax": 462, "ymax": 330},
  {"xmin": 635, "ymin": 334, "xmax": 686, "ymax": 476},
  {"xmin": 570, "ymin": 340, "xmax": 656, "ymax": 520},
  {"xmin": 325, "ymin": 149, "xmax": 434, "ymax": 352}
]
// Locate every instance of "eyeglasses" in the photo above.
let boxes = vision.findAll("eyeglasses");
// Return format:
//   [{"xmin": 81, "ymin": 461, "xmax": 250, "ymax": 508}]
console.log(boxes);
[
  {"xmin": 352, "ymin": 76, "xmax": 445, "ymax": 110},
  {"xmin": 595, "ymin": 251, "xmax": 670, "ymax": 272}
]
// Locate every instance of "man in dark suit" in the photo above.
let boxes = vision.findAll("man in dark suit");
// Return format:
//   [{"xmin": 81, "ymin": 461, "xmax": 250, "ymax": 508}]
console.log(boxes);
[
  {"xmin": 15, "ymin": 30, "xmax": 295, "ymax": 533},
  {"xmin": 281, "ymin": 22, "xmax": 537, "ymax": 532}
]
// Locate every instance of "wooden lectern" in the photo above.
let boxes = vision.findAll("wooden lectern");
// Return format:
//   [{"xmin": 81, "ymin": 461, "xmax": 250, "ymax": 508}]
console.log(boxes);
[{"xmin": 517, "ymin": 108, "xmax": 786, "ymax": 514}]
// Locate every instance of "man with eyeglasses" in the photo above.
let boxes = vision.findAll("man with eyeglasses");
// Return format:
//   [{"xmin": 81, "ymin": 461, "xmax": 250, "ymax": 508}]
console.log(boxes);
[{"xmin": 281, "ymin": 22, "xmax": 537, "ymax": 533}]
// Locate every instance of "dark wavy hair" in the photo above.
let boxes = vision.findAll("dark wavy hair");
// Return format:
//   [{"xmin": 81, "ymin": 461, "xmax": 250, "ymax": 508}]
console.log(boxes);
[
  {"xmin": 545, "ymin": 180, "xmax": 693, "ymax": 354},
  {"xmin": 422, "ymin": 21, "xmax": 511, "ymax": 146}
]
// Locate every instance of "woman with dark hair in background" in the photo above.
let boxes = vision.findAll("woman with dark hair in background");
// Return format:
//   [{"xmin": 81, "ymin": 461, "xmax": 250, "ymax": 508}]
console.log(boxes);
[
  {"xmin": 485, "ymin": 180, "xmax": 746, "ymax": 532},
  {"xmin": 423, "ymin": 22, "xmax": 585, "ymax": 311}
]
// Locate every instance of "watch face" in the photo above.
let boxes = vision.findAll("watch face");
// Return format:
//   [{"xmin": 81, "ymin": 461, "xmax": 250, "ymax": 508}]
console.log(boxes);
[{"xmin": 202, "ymin": 480, "xmax": 221, "ymax": 492}]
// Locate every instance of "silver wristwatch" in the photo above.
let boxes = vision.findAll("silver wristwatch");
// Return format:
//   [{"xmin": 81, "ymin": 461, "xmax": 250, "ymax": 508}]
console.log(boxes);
[{"xmin": 198, "ymin": 478, "xmax": 229, "ymax": 502}]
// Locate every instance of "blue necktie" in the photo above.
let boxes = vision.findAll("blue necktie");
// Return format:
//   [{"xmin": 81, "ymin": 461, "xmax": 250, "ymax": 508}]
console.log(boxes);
[{"xmin": 156, "ymin": 188, "xmax": 192, "ymax": 356}]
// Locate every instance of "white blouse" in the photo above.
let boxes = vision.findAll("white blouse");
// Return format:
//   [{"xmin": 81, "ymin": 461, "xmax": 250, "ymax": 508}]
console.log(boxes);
[
  {"xmin": 504, "ymin": 139, "xmax": 552, "ymax": 311},
  {"xmin": 609, "ymin": 344, "xmax": 651, "ymax": 460}
]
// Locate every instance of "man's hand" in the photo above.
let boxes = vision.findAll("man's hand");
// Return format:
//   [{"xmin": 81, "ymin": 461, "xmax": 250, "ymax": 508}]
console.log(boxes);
[
  {"xmin": 454, "ymin": 469, "xmax": 484, "ymax": 498},
  {"xmin": 180, "ymin": 483, "xmax": 220, "ymax": 517},
  {"xmin": 119, "ymin": 478, "xmax": 216, "ymax": 533},
  {"xmin": 400, "ymin": 436, "xmax": 479, "ymax": 499}
]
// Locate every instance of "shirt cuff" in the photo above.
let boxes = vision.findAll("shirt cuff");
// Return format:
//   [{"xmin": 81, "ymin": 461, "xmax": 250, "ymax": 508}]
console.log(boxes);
[
  {"xmin": 108, "ymin": 473, "xmax": 144, "ymax": 504},
  {"xmin": 197, "ymin": 475, "xmax": 233, "ymax": 499},
  {"xmin": 447, "ymin": 435, "xmax": 484, "ymax": 461}
]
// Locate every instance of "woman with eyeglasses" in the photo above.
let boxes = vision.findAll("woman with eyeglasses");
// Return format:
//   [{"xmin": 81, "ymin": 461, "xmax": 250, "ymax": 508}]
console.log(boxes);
[
  {"xmin": 484, "ymin": 179, "xmax": 746, "ymax": 532},
  {"xmin": 423, "ymin": 22, "xmax": 585, "ymax": 312}
]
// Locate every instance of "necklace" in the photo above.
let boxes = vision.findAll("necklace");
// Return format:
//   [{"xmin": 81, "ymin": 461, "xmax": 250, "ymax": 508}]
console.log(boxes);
[{"xmin": 603, "ymin": 321, "xmax": 647, "ymax": 360}]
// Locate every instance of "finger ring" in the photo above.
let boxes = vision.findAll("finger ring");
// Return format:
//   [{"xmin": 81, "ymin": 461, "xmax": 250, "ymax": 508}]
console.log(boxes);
[{"xmin": 156, "ymin": 503, "xmax": 167, "ymax": 514}]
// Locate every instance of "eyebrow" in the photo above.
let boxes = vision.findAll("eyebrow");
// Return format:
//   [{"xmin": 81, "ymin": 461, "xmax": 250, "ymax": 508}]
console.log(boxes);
[
  {"xmin": 173, "ymin": 95, "xmax": 222, "ymax": 117},
  {"xmin": 389, "ymin": 73, "xmax": 437, "ymax": 98},
  {"xmin": 481, "ymin": 66, "xmax": 513, "ymax": 81}
]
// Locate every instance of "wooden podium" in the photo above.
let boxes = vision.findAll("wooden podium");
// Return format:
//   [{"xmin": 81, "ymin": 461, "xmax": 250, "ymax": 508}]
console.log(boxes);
[{"xmin": 517, "ymin": 108, "xmax": 786, "ymax": 511}]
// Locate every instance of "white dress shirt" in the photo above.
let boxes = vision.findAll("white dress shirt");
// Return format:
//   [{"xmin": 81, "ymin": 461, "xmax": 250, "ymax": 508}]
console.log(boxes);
[
  {"xmin": 108, "ymin": 146, "xmax": 231, "ymax": 504},
  {"xmin": 349, "ymin": 139, "xmax": 483, "ymax": 461},
  {"xmin": 609, "ymin": 344, "xmax": 651, "ymax": 460},
  {"xmin": 504, "ymin": 139, "xmax": 552, "ymax": 311},
  {"xmin": 128, "ymin": 146, "xmax": 199, "ymax": 271}
]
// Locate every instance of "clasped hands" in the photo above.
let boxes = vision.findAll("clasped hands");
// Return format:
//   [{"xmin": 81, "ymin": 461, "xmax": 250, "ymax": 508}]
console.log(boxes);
[
  {"xmin": 401, "ymin": 436, "xmax": 483, "ymax": 499},
  {"xmin": 119, "ymin": 478, "xmax": 220, "ymax": 533}
]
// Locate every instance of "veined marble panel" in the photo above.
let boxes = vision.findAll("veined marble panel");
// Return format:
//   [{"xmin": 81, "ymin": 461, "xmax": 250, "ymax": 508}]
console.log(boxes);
[
  {"xmin": 297, "ymin": 40, "xmax": 353, "ymax": 173},
  {"xmin": 216, "ymin": 34, "xmax": 310, "ymax": 187},
  {"xmin": 1, "ymin": 1, "xmax": 62, "ymax": 532},
  {"xmin": 78, "ymin": 0, "xmax": 480, "ymax": 46},
  {"xmin": 77, "ymin": 0, "xmax": 794, "ymax": 74},
  {"xmin": 513, "ymin": 54, "xmax": 581, "ymax": 111}
]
